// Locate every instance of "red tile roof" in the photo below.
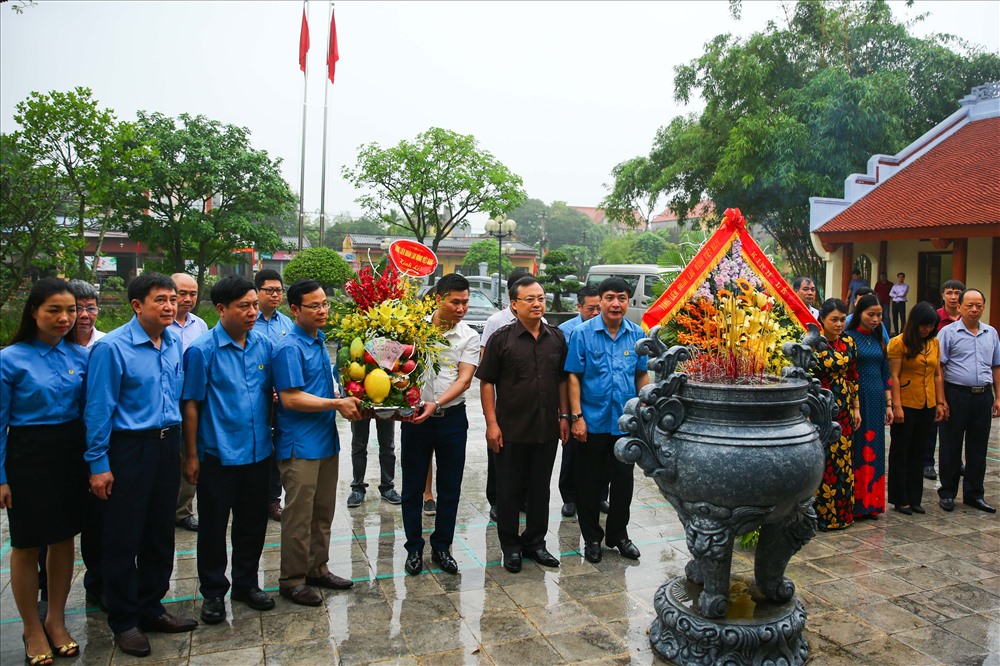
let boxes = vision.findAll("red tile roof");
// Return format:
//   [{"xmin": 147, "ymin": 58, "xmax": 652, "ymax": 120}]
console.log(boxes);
[
  {"xmin": 651, "ymin": 200, "xmax": 714, "ymax": 224},
  {"xmin": 818, "ymin": 116, "xmax": 1000, "ymax": 234}
]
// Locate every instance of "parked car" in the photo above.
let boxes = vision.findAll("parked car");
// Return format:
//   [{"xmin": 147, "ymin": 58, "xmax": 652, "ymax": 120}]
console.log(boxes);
[
  {"xmin": 585, "ymin": 264, "xmax": 682, "ymax": 325},
  {"xmin": 417, "ymin": 285, "xmax": 499, "ymax": 336}
]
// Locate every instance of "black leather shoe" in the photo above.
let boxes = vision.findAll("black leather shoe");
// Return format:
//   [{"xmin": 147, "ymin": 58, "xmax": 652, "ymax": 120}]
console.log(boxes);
[
  {"xmin": 893, "ymin": 504, "xmax": 913, "ymax": 515},
  {"xmin": 940, "ymin": 498, "xmax": 955, "ymax": 512},
  {"xmin": 502, "ymin": 552, "xmax": 522, "ymax": 573},
  {"xmin": 959, "ymin": 464, "xmax": 965, "ymax": 477},
  {"xmin": 911, "ymin": 505, "xmax": 926, "ymax": 514},
  {"xmin": 584, "ymin": 541, "xmax": 603, "ymax": 563},
  {"xmin": 964, "ymin": 498, "xmax": 997, "ymax": 513},
  {"xmin": 561, "ymin": 502, "xmax": 576, "ymax": 517},
  {"xmin": 139, "ymin": 612, "xmax": 198, "ymax": 633},
  {"xmin": 610, "ymin": 539, "xmax": 641, "ymax": 560},
  {"xmin": 232, "ymin": 587, "xmax": 275, "ymax": 610},
  {"xmin": 305, "ymin": 572, "xmax": 354, "ymax": 589},
  {"xmin": 279, "ymin": 584, "xmax": 322, "ymax": 606},
  {"xmin": 200, "ymin": 597, "xmax": 225, "ymax": 625},
  {"xmin": 175, "ymin": 515, "xmax": 199, "ymax": 532},
  {"xmin": 524, "ymin": 548, "xmax": 559, "ymax": 568},
  {"xmin": 599, "ymin": 500, "xmax": 611, "ymax": 514},
  {"xmin": 923, "ymin": 466, "xmax": 937, "ymax": 480},
  {"xmin": 114, "ymin": 627, "xmax": 151, "ymax": 657},
  {"xmin": 405, "ymin": 550, "xmax": 423, "ymax": 575},
  {"xmin": 489, "ymin": 505, "xmax": 498, "ymax": 522},
  {"xmin": 431, "ymin": 549, "xmax": 459, "ymax": 574}
]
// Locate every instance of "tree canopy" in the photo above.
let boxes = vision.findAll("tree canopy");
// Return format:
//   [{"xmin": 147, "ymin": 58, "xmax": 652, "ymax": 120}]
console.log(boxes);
[
  {"xmin": 342, "ymin": 127, "xmax": 527, "ymax": 252},
  {"xmin": 129, "ymin": 111, "xmax": 296, "ymax": 296},
  {"xmin": 460, "ymin": 239, "xmax": 514, "ymax": 276},
  {"xmin": 283, "ymin": 247, "xmax": 354, "ymax": 289},
  {"xmin": 601, "ymin": 0, "xmax": 1000, "ymax": 280}
]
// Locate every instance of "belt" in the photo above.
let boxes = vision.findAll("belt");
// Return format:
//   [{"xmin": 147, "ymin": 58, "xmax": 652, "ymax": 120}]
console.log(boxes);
[
  {"xmin": 430, "ymin": 402, "xmax": 466, "ymax": 418},
  {"xmin": 114, "ymin": 425, "xmax": 180, "ymax": 439},
  {"xmin": 946, "ymin": 383, "xmax": 993, "ymax": 395}
]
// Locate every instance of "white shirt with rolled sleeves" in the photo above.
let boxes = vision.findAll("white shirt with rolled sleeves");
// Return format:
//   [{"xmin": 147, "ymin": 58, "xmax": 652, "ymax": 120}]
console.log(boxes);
[
  {"xmin": 480, "ymin": 308, "xmax": 547, "ymax": 349},
  {"xmin": 420, "ymin": 318, "xmax": 480, "ymax": 409}
]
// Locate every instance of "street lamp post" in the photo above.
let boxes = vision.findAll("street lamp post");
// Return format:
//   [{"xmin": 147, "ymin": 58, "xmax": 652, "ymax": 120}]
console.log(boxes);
[{"xmin": 485, "ymin": 214, "xmax": 517, "ymax": 306}]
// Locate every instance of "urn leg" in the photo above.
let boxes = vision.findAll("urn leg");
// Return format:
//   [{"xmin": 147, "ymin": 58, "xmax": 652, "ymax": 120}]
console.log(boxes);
[
  {"xmin": 684, "ymin": 519, "xmax": 734, "ymax": 619},
  {"xmin": 755, "ymin": 499, "xmax": 817, "ymax": 604}
]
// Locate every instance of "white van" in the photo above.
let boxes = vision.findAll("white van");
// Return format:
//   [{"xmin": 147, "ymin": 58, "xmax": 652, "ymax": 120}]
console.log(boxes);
[{"xmin": 585, "ymin": 264, "xmax": 682, "ymax": 325}]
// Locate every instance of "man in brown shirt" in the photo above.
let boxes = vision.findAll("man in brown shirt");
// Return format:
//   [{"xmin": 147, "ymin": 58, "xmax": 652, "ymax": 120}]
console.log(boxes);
[{"xmin": 477, "ymin": 276, "xmax": 569, "ymax": 573}]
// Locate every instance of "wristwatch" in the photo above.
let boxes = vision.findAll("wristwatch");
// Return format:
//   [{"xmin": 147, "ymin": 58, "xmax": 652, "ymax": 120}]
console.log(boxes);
[
  {"xmin": 570, "ymin": 413, "xmax": 584, "ymax": 422},
  {"xmin": 559, "ymin": 414, "xmax": 570, "ymax": 421}
]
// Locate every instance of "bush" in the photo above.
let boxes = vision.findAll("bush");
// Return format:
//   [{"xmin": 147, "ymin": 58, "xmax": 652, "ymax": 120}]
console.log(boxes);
[
  {"xmin": 102, "ymin": 276, "xmax": 125, "ymax": 294},
  {"xmin": 284, "ymin": 247, "xmax": 355, "ymax": 289}
]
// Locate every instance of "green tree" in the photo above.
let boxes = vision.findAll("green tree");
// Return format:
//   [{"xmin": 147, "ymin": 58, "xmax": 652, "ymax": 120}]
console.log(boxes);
[
  {"xmin": 0, "ymin": 132, "xmax": 77, "ymax": 302},
  {"xmin": 129, "ymin": 112, "xmax": 296, "ymax": 297},
  {"xmin": 558, "ymin": 244, "xmax": 596, "ymax": 279},
  {"xmin": 343, "ymin": 127, "xmax": 527, "ymax": 252},
  {"xmin": 460, "ymin": 239, "xmax": 514, "ymax": 275},
  {"xmin": 602, "ymin": 0, "xmax": 1000, "ymax": 280},
  {"xmin": 12, "ymin": 87, "xmax": 149, "ymax": 278},
  {"xmin": 537, "ymin": 249, "xmax": 580, "ymax": 312},
  {"xmin": 506, "ymin": 199, "xmax": 600, "ymax": 253},
  {"xmin": 325, "ymin": 213, "xmax": 388, "ymax": 250},
  {"xmin": 283, "ymin": 247, "xmax": 354, "ymax": 290},
  {"xmin": 599, "ymin": 232, "xmax": 667, "ymax": 265}
]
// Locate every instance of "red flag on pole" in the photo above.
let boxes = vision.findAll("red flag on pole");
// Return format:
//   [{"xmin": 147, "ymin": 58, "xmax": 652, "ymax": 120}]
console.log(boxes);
[
  {"xmin": 299, "ymin": 6, "xmax": 310, "ymax": 73},
  {"xmin": 327, "ymin": 8, "xmax": 339, "ymax": 84}
]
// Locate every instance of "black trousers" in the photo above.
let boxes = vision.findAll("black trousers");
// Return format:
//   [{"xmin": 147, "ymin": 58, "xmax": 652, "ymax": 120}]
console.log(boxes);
[
  {"xmin": 495, "ymin": 440, "xmax": 558, "ymax": 555},
  {"xmin": 267, "ymin": 453, "xmax": 282, "ymax": 503},
  {"xmin": 891, "ymin": 301, "xmax": 907, "ymax": 335},
  {"xmin": 558, "ymin": 437, "xmax": 609, "ymax": 505},
  {"xmin": 575, "ymin": 432, "xmax": 633, "ymax": 545},
  {"xmin": 939, "ymin": 385, "xmax": 993, "ymax": 501},
  {"xmin": 196, "ymin": 454, "xmax": 270, "ymax": 599},
  {"xmin": 888, "ymin": 406, "xmax": 935, "ymax": 507},
  {"xmin": 350, "ymin": 417, "xmax": 396, "ymax": 493},
  {"xmin": 102, "ymin": 429, "xmax": 180, "ymax": 633},
  {"xmin": 922, "ymin": 422, "xmax": 939, "ymax": 468}
]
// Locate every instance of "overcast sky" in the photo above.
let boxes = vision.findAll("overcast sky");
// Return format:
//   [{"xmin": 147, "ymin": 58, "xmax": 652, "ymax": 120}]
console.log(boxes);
[{"xmin": 2, "ymin": 1, "xmax": 998, "ymax": 231}]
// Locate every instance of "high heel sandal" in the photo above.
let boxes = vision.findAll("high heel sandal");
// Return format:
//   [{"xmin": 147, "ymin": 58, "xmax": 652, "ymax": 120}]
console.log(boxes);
[
  {"xmin": 22, "ymin": 635, "xmax": 54, "ymax": 666},
  {"xmin": 43, "ymin": 628, "xmax": 79, "ymax": 658}
]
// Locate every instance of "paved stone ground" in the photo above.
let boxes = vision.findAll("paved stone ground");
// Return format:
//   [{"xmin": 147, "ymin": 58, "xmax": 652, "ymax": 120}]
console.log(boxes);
[{"xmin": 2, "ymin": 377, "xmax": 998, "ymax": 665}]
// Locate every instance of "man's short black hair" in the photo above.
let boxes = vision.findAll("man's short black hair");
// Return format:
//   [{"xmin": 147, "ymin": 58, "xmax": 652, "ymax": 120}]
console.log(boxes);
[
  {"xmin": 286, "ymin": 279, "xmax": 323, "ymax": 307},
  {"xmin": 792, "ymin": 276, "xmax": 814, "ymax": 291},
  {"xmin": 851, "ymin": 269, "xmax": 862, "ymax": 277},
  {"xmin": 211, "ymin": 275, "xmax": 257, "ymax": 307},
  {"xmin": 436, "ymin": 273, "xmax": 470, "ymax": 296},
  {"xmin": 128, "ymin": 272, "xmax": 176, "ymax": 304},
  {"xmin": 598, "ymin": 277, "xmax": 630, "ymax": 297},
  {"xmin": 508, "ymin": 275, "xmax": 539, "ymax": 302},
  {"xmin": 505, "ymin": 268, "xmax": 531, "ymax": 289},
  {"xmin": 960, "ymin": 288, "xmax": 986, "ymax": 305},
  {"xmin": 941, "ymin": 279, "xmax": 965, "ymax": 292},
  {"xmin": 854, "ymin": 286, "xmax": 874, "ymax": 300},
  {"xmin": 254, "ymin": 269, "xmax": 283, "ymax": 289},
  {"xmin": 896, "ymin": 272, "xmax": 905, "ymax": 278},
  {"xmin": 576, "ymin": 285, "xmax": 599, "ymax": 305}
]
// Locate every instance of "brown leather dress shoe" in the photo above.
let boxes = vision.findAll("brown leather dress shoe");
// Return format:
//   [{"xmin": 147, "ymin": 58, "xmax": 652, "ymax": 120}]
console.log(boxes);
[
  {"xmin": 279, "ymin": 584, "xmax": 323, "ymax": 606},
  {"xmin": 305, "ymin": 572, "xmax": 354, "ymax": 589},
  {"xmin": 114, "ymin": 627, "xmax": 151, "ymax": 657},
  {"xmin": 139, "ymin": 612, "xmax": 198, "ymax": 633},
  {"xmin": 268, "ymin": 500, "xmax": 283, "ymax": 522}
]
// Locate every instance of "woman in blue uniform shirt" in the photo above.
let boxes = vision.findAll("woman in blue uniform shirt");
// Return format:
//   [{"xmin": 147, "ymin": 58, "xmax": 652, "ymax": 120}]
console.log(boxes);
[{"xmin": 0, "ymin": 278, "xmax": 90, "ymax": 664}]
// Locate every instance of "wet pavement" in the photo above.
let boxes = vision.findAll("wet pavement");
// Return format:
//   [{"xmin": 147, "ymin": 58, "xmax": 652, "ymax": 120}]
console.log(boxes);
[{"xmin": 1, "ymin": 377, "xmax": 998, "ymax": 665}]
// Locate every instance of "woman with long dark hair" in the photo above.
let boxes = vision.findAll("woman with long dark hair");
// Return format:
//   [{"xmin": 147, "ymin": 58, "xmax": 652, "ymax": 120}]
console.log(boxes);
[
  {"xmin": 811, "ymin": 299, "xmax": 861, "ymax": 531},
  {"xmin": 1, "ymin": 278, "xmax": 90, "ymax": 664},
  {"xmin": 887, "ymin": 302, "xmax": 945, "ymax": 514},
  {"xmin": 844, "ymin": 293, "xmax": 892, "ymax": 519}
]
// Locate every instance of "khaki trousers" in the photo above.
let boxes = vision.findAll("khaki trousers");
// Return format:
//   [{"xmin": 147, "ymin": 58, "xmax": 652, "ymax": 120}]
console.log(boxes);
[
  {"xmin": 176, "ymin": 451, "xmax": 196, "ymax": 521},
  {"xmin": 277, "ymin": 455, "xmax": 339, "ymax": 587}
]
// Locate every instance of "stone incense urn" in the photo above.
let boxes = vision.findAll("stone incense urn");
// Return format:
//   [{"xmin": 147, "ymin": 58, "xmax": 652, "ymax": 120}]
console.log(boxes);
[{"xmin": 615, "ymin": 326, "xmax": 839, "ymax": 666}]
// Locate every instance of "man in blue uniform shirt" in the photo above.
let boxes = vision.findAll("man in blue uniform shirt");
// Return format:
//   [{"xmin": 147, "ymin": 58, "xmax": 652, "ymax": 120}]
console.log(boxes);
[
  {"xmin": 181, "ymin": 276, "xmax": 277, "ymax": 625},
  {"xmin": 84, "ymin": 272, "xmax": 198, "ymax": 657},
  {"xmin": 170, "ymin": 272, "xmax": 209, "ymax": 533},
  {"xmin": 565, "ymin": 277, "xmax": 649, "ymax": 564},
  {"xmin": 273, "ymin": 279, "xmax": 362, "ymax": 606},
  {"xmin": 557, "ymin": 285, "xmax": 602, "ymax": 518},
  {"xmin": 253, "ymin": 269, "xmax": 294, "ymax": 522}
]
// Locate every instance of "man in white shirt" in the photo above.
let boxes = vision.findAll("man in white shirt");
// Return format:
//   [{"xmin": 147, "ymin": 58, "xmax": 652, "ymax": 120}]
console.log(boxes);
[
  {"xmin": 400, "ymin": 274, "xmax": 480, "ymax": 576},
  {"xmin": 69, "ymin": 279, "xmax": 106, "ymax": 349},
  {"xmin": 169, "ymin": 273, "xmax": 209, "ymax": 532}
]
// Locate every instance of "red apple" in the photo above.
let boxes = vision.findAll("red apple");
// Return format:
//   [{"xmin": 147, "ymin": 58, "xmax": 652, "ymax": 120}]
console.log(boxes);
[
  {"xmin": 400, "ymin": 359, "xmax": 417, "ymax": 375},
  {"xmin": 401, "ymin": 344, "xmax": 415, "ymax": 358},
  {"xmin": 363, "ymin": 351, "xmax": 377, "ymax": 366}
]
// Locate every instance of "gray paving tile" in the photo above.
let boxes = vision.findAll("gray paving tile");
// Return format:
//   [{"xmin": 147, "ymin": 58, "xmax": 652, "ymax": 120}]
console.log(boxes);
[
  {"xmin": 546, "ymin": 625, "xmax": 629, "ymax": 661},
  {"xmin": 893, "ymin": 625, "xmax": 989, "ymax": 665},
  {"xmin": 482, "ymin": 635, "xmax": 564, "ymax": 665}
]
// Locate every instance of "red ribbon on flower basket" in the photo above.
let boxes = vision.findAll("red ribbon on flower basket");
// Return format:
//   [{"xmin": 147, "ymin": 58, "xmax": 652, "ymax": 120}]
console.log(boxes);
[{"xmin": 642, "ymin": 208, "xmax": 819, "ymax": 332}]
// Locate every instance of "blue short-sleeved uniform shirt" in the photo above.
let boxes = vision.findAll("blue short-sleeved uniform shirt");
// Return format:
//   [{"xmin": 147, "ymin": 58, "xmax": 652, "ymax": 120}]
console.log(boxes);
[
  {"xmin": 272, "ymin": 323, "xmax": 340, "ymax": 460},
  {"xmin": 84, "ymin": 317, "xmax": 184, "ymax": 475},
  {"xmin": 559, "ymin": 314, "xmax": 584, "ymax": 341},
  {"xmin": 182, "ymin": 324, "xmax": 274, "ymax": 466},
  {"xmin": 254, "ymin": 309, "xmax": 294, "ymax": 343},
  {"xmin": 0, "ymin": 338, "xmax": 89, "ymax": 484},
  {"xmin": 564, "ymin": 315, "xmax": 648, "ymax": 435}
]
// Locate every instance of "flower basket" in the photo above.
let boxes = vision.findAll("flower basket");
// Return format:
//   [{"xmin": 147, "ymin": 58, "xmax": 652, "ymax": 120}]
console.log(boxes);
[{"xmin": 332, "ymin": 263, "xmax": 447, "ymax": 418}]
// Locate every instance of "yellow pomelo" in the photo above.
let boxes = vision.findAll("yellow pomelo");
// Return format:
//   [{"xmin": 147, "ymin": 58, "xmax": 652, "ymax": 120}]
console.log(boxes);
[
  {"xmin": 364, "ymin": 368, "xmax": 391, "ymax": 404},
  {"xmin": 348, "ymin": 362, "xmax": 366, "ymax": 381}
]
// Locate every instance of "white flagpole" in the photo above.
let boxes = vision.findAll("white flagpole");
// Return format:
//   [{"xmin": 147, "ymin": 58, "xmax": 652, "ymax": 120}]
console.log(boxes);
[
  {"xmin": 297, "ymin": 0, "xmax": 310, "ymax": 252},
  {"xmin": 319, "ymin": 1, "xmax": 333, "ymax": 249}
]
